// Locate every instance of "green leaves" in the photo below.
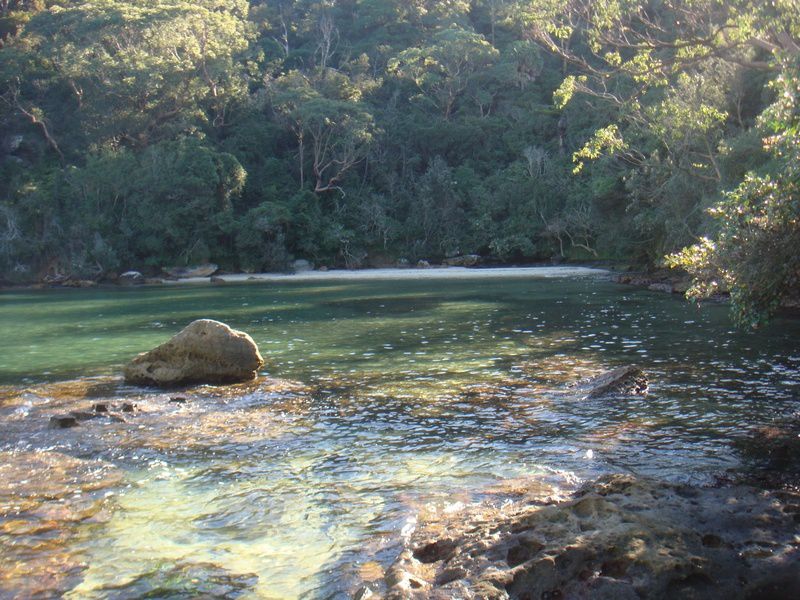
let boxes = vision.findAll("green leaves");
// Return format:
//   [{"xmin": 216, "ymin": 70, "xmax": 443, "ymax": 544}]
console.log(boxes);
[
  {"xmin": 668, "ymin": 58, "xmax": 800, "ymax": 326},
  {"xmin": 269, "ymin": 69, "xmax": 377, "ymax": 193},
  {"xmin": 21, "ymin": 1, "xmax": 253, "ymax": 146},
  {"xmin": 389, "ymin": 28, "xmax": 498, "ymax": 119}
]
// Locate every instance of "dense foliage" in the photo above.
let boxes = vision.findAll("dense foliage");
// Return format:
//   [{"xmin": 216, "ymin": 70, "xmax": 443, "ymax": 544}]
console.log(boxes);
[{"xmin": 0, "ymin": 1, "xmax": 797, "ymax": 322}]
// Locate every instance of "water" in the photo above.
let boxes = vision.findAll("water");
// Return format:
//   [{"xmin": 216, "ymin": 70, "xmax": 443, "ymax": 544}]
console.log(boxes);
[{"xmin": 1, "ymin": 271, "xmax": 799, "ymax": 598}]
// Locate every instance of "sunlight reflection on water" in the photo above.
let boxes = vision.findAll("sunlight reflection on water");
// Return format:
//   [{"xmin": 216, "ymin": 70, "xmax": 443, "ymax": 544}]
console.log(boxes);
[{"xmin": 1, "ymin": 275, "xmax": 799, "ymax": 597}]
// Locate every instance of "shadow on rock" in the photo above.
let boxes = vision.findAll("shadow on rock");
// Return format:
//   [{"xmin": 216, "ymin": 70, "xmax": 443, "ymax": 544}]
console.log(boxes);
[{"xmin": 368, "ymin": 474, "xmax": 800, "ymax": 600}]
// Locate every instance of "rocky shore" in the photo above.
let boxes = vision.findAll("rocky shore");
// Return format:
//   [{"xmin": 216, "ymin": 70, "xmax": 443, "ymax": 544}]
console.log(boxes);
[
  {"xmin": 351, "ymin": 370, "xmax": 800, "ymax": 600},
  {"xmin": 361, "ymin": 473, "xmax": 800, "ymax": 600}
]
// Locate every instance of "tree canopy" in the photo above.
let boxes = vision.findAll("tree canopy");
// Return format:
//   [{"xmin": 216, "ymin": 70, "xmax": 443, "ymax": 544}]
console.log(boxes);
[{"xmin": 0, "ymin": 0, "xmax": 797, "ymax": 324}]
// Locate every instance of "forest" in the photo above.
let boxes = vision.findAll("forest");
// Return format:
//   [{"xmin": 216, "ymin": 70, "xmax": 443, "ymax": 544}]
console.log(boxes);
[{"xmin": 0, "ymin": 1, "xmax": 798, "ymax": 325}]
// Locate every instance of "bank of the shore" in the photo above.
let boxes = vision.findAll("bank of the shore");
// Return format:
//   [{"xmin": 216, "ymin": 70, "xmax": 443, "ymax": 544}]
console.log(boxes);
[
  {"xmin": 164, "ymin": 265, "xmax": 611, "ymax": 285},
  {"xmin": 0, "ymin": 265, "xmax": 613, "ymax": 290}
]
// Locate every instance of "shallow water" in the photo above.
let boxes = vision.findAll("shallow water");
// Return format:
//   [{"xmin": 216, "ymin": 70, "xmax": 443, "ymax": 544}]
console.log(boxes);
[{"xmin": 1, "ymin": 272, "xmax": 799, "ymax": 598}]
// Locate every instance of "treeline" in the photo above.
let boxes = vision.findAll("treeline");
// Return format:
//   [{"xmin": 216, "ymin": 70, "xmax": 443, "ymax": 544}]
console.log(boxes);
[{"xmin": 0, "ymin": 1, "xmax": 798, "ymax": 324}]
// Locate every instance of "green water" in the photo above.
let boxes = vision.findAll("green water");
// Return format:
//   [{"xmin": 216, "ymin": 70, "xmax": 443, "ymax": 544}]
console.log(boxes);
[{"xmin": 1, "ymin": 272, "xmax": 799, "ymax": 598}]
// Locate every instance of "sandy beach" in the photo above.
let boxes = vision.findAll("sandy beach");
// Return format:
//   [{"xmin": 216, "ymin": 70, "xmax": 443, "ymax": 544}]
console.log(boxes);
[{"xmin": 164, "ymin": 265, "xmax": 611, "ymax": 284}]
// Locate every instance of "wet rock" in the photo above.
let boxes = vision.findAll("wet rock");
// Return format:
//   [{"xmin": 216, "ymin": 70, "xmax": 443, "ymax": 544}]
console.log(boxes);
[
  {"xmin": 170, "ymin": 396, "xmax": 188, "ymax": 404},
  {"xmin": 95, "ymin": 561, "xmax": 258, "ymax": 599},
  {"xmin": 615, "ymin": 271, "xmax": 699, "ymax": 296},
  {"xmin": 93, "ymin": 403, "xmax": 109, "ymax": 413},
  {"xmin": 575, "ymin": 366, "xmax": 648, "ymax": 399},
  {"xmin": 416, "ymin": 260, "xmax": 431, "ymax": 269},
  {"xmin": 210, "ymin": 275, "xmax": 226, "ymax": 284},
  {"xmin": 49, "ymin": 415, "xmax": 79, "ymax": 428},
  {"xmin": 354, "ymin": 584, "xmax": 375, "ymax": 599},
  {"xmin": 69, "ymin": 410, "xmax": 97, "ymax": 421},
  {"xmin": 119, "ymin": 271, "xmax": 144, "ymax": 286},
  {"xmin": 2, "ymin": 376, "xmax": 309, "ymax": 460},
  {"xmin": 376, "ymin": 474, "xmax": 800, "ymax": 600},
  {"xmin": 413, "ymin": 539, "xmax": 458, "ymax": 563},
  {"xmin": 123, "ymin": 319, "xmax": 264, "ymax": 387},
  {"xmin": 163, "ymin": 263, "xmax": 219, "ymax": 279}
]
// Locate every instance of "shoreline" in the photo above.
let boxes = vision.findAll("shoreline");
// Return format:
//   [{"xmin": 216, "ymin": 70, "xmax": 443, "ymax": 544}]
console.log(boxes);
[
  {"xmin": 1, "ymin": 265, "xmax": 614, "ymax": 291},
  {"xmin": 166, "ymin": 265, "xmax": 611, "ymax": 284}
]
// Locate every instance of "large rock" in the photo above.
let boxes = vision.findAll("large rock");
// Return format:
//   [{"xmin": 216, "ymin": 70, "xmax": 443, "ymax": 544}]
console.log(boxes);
[
  {"xmin": 292, "ymin": 259, "xmax": 313, "ymax": 273},
  {"xmin": 118, "ymin": 271, "xmax": 144, "ymax": 286},
  {"xmin": 123, "ymin": 319, "xmax": 264, "ymax": 387},
  {"xmin": 163, "ymin": 263, "xmax": 219, "ymax": 279}
]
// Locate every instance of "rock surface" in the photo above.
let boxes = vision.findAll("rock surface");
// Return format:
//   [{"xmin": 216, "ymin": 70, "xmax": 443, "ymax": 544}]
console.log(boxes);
[
  {"xmin": 123, "ymin": 319, "xmax": 264, "ymax": 387},
  {"xmin": 373, "ymin": 474, "xmax": 800, "ymax": 600},
  {"xmin": 575, "ymin": 365, "xmax": 648, "ymax": 399},
  {"xmin": 292, "ymin": 258, "xmax": 314, "ymax": 273},
  {"xmin": 61, "ymin": 279, "xmax": 97, "ymax": 288},
  {"xmin": 118, "ymin": 271, "xmax": 144, "ymax": 285},
  {"xmin": 163, "ymin": 263, "xmax": 219, "ymax": 279},
  {"xmin": 443, "ymin": 255, "xmax": 480, "ymax": 267}
]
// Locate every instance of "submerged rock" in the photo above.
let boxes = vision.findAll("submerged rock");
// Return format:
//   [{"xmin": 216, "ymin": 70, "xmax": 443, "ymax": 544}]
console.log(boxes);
[
  {"xmin": 576, "ymin": 366, "xmax": 648, "ymax": 399},
  {"xmin": 376, "ymin": 474, "xmax": 800, "ymax": 600},
  {"xmin": 123, "ymin": 319, "xmax": 264, "ymax": 387},
  {"xmin": 49, "ymin": 415, "xmax": 79, "ymax": 428},
  {"xmin": 94, "ymin": 561, "xmax": 258, "ymax": 599},
  {"xmin": 0, "ymin": 451, "xmax": 122, "ymax": 598}
]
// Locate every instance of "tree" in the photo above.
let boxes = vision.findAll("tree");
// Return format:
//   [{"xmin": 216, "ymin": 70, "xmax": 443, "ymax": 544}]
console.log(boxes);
[
  {"xmin": 668, "ymin": 57, "xmax": 800, "ymax": 326},
  {"xmin": 269, "ymin": 69, "xmax": 376, "ymax": 194},
  {"xmin": 12, "ymin": 0, "xmax": 253, "ymax": 149},
  {"xmin": 389, "ymin": 28, "xmax": 499, "ymax": 120}
]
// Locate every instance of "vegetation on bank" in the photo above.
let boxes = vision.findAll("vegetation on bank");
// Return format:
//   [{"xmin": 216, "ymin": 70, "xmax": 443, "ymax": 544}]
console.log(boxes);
[{"xmin": 0, "ymin": 1, "xmax": 798, "ymax": 324}]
